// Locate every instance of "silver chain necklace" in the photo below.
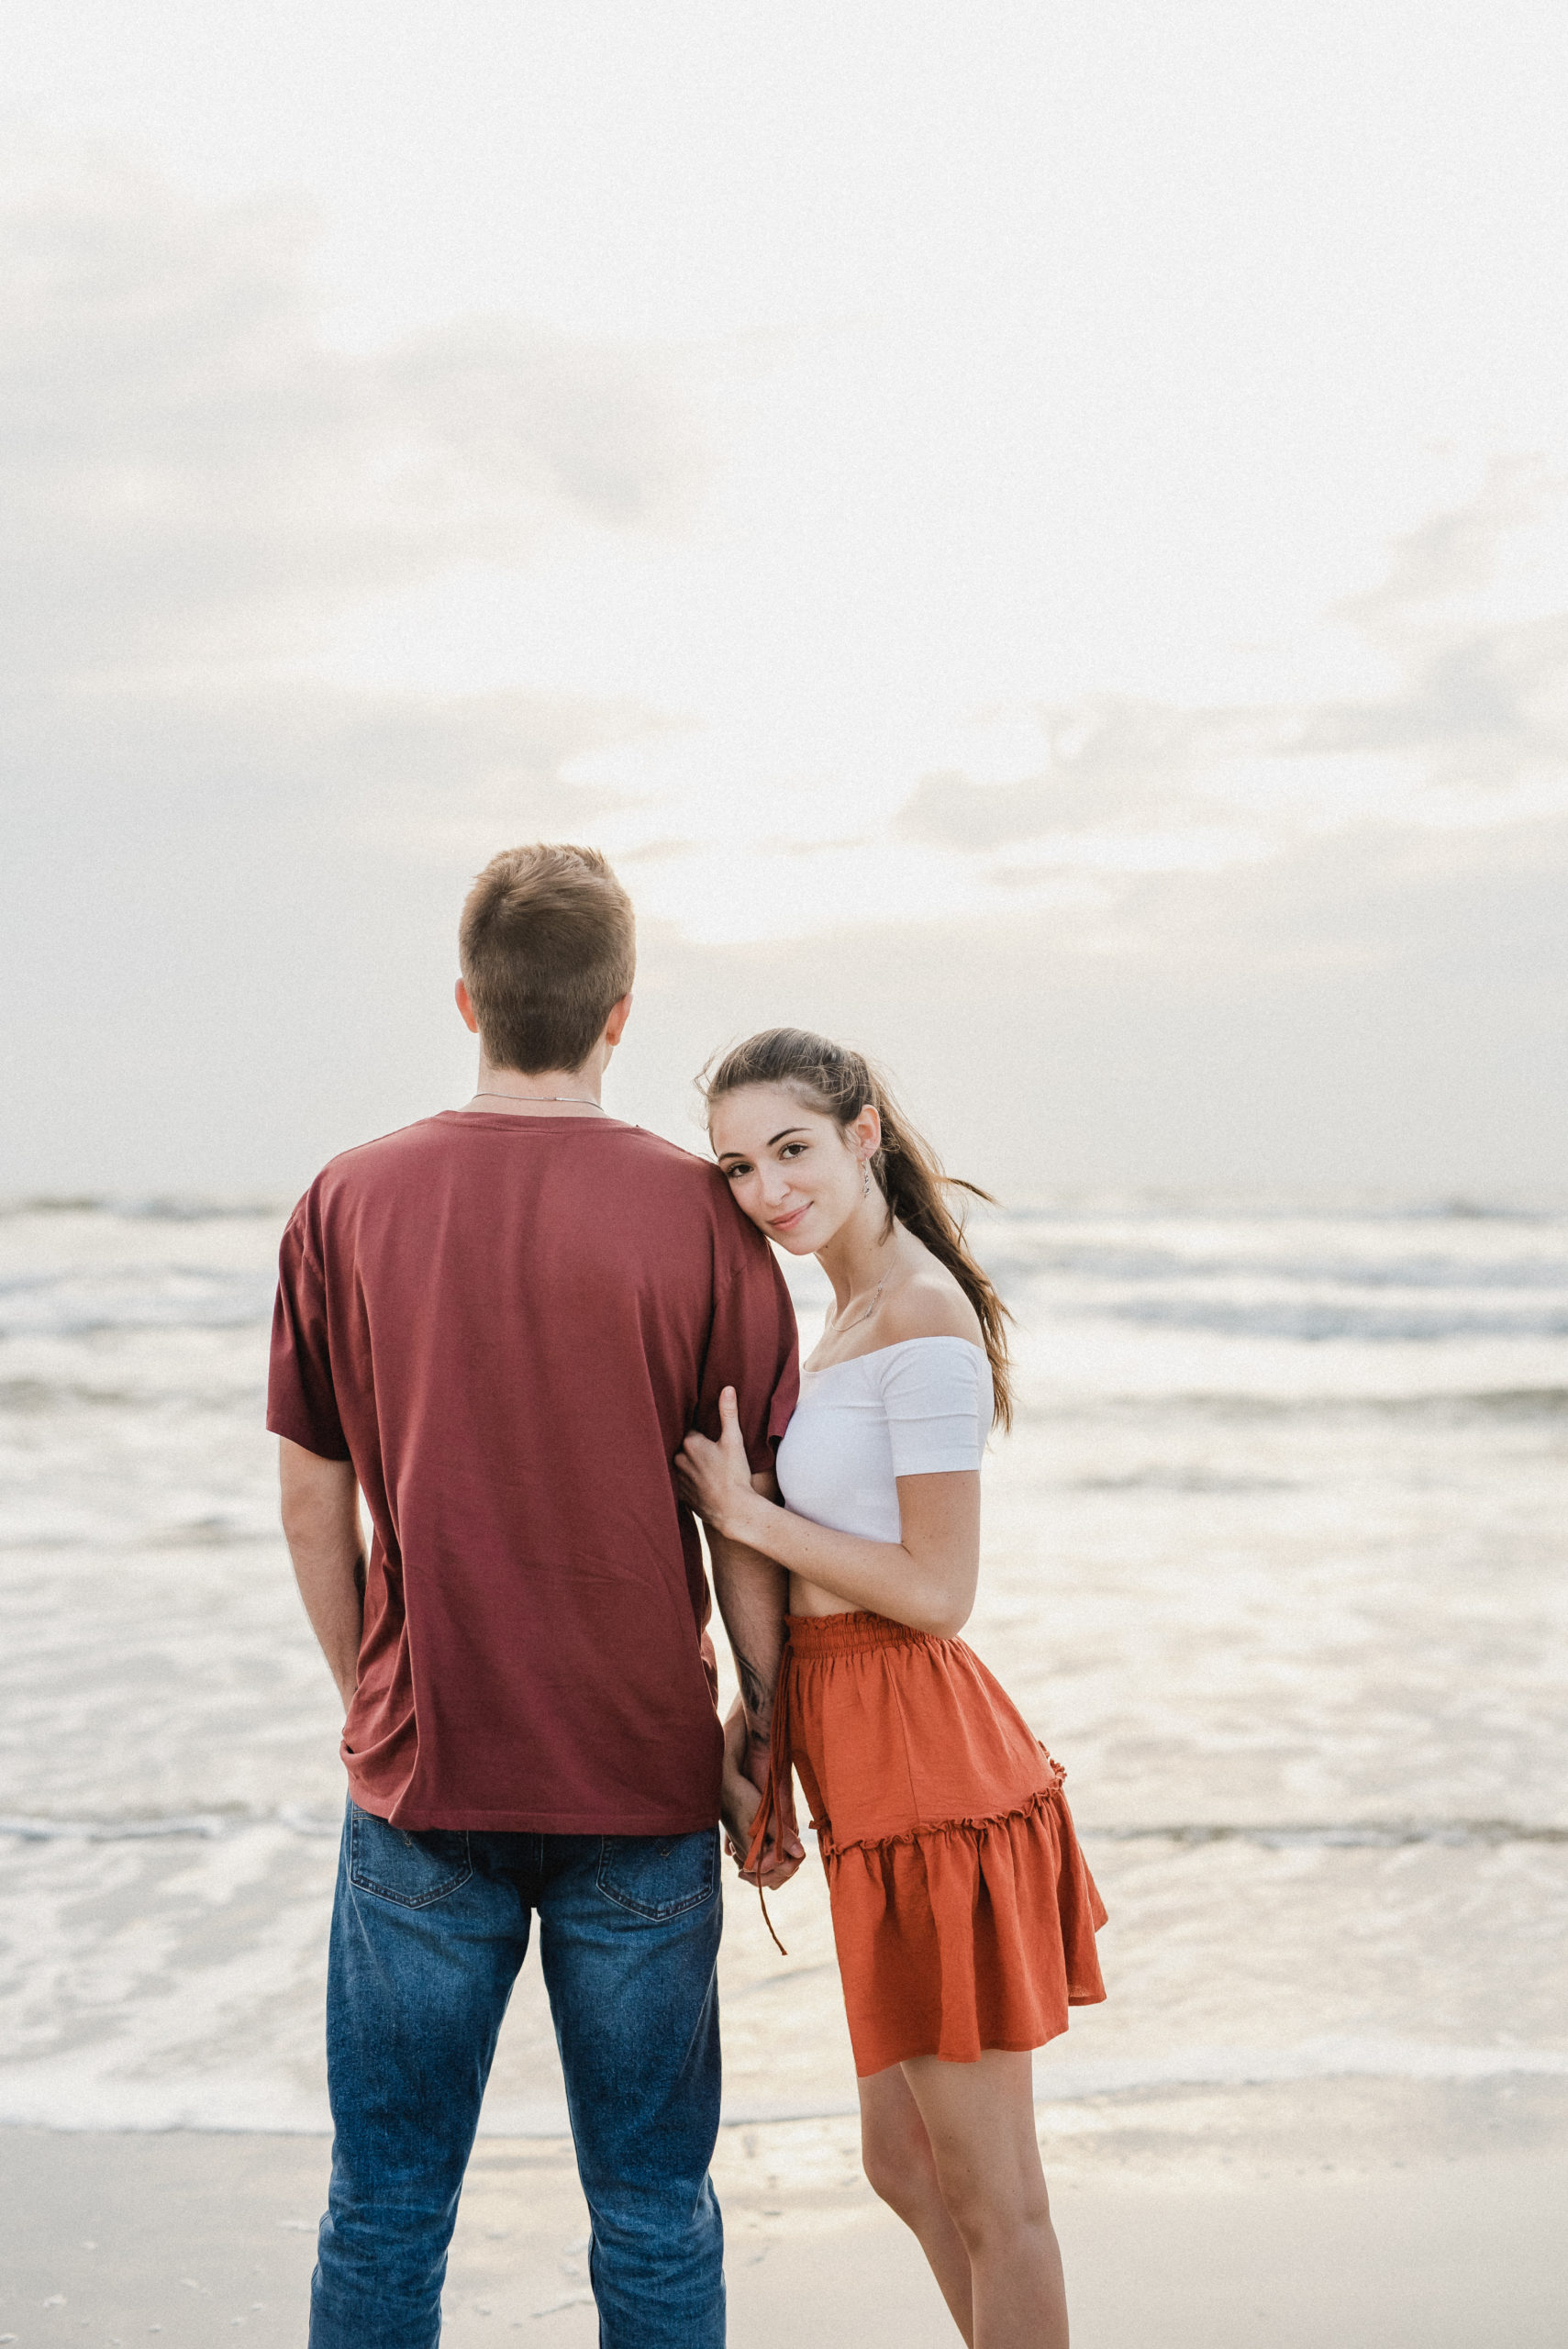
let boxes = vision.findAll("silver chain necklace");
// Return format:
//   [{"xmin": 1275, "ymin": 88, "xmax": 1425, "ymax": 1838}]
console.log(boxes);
[
  {"xmin": 836, "ymin": 1272, "xmax": 890, "ymax": 1332},
  {"xmin": 473, "ymin": 1092, "xmax": 607, "ymax": 1111}
]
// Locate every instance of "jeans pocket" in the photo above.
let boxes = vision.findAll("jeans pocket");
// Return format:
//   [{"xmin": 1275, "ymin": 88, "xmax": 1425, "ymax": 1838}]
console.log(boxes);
[
  {"xmin": 596, "ymin": 1828, "xmax": 718, "ymax": 1920},
  {"xmin": 348, "ymin": 1803, "xmax": 473, "ymax": 1909}
]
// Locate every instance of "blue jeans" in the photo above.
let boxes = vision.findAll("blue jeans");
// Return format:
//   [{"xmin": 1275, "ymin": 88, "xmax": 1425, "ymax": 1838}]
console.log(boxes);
[{"xmin": 309, "ymin": 1803, "xmax": 725, "ymax": 2349}]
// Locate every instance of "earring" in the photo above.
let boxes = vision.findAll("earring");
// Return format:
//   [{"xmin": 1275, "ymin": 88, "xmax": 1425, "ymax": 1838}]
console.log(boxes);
[{"xmin": 863, "ymin": 1163, "xmax": 872, "ymax": 1198}]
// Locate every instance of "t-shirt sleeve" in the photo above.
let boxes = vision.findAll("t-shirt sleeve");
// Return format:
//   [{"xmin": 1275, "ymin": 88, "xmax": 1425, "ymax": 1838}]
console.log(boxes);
[
  {"xmin": 882, "ymin": 1339, "xmax": 990, "ymax": 1476},
  {"xmin": 698, "ymin": 1219, "xmax": 800, "ymax": 1475},
  {"xmin": 266, "ymin": 1195, "xmax": 351, "ymax": 1462}
]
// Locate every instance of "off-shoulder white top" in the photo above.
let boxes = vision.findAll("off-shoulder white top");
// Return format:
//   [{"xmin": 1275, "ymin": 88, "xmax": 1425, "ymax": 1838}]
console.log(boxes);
[{"xmin": 773, "ymin": 1334, "xmax": 992, "ymax": 1543}]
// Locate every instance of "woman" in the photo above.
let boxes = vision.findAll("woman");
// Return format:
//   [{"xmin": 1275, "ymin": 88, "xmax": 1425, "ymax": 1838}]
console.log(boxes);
[{"xmin": 677, "ymin": 1029, "xmax": 1106, "ymax": 2349}]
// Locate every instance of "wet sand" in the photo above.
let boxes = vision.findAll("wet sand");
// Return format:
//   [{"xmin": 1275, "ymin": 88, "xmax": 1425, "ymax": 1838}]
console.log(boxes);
[{"xmin": 2, "ymin": 2093, "xmax": 1564, "ymax": 2348}]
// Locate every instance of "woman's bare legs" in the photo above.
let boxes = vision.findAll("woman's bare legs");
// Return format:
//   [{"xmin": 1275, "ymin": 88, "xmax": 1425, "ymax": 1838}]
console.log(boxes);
[
  {"xmin": 858, "ymin": 2065, "xmax": 975, "ymax": 2342},
  {"xmin": 899, "ymin": 2049, "xmax": 1068, "ymax": 2349}
]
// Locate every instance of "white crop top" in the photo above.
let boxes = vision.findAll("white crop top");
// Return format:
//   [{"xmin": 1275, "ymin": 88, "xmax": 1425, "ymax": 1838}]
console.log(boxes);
[{"xmin": 773, "ymin": 1335, "xmax": 992, "ymax": 1543}]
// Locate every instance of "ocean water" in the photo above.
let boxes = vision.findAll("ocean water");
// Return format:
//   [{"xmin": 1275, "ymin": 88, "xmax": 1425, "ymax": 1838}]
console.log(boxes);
[{"xmin": 2, "ymin": 1190, "xmax": 1564, "ymax": 2152}]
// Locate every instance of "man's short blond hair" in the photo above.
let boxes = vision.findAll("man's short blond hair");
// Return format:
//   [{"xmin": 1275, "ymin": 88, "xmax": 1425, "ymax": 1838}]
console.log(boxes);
[{"xmin": 459, "ymin": 845, "xmax": 636, "ymax": 1074}]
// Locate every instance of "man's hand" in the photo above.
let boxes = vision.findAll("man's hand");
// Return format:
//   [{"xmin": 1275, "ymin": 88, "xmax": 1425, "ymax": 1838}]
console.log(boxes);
[
  {"xmin": 720, "ymin": 1699, "xmax": 805, "ymax": 1891},
  {"xmin": 719, "ymin": 1703, "xmax": 763, "ymax": 1861}
]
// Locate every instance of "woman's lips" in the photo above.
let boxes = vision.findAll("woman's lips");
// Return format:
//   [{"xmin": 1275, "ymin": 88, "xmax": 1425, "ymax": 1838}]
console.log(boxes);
[{"xmin": 769, "ymin": 1204, "xmax": 810, "ymax": 1233}]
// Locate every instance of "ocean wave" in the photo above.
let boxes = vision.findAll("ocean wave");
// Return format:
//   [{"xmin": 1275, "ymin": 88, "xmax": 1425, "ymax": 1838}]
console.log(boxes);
[
  {"xmin": 977, "ymin": 1193, "xmax": 1567, "ymax": 1223},
  {"xmin": 0, "ymin": 1806, "xmax": 343, "ymax": 1842},
  {"xmin": 1036, "ymin": 2038, "xmax": 1568, "ymax": 2101},
  {"xmin": 5, "ymin": 1809, "xmax": 1560, "ymax": 1850},
  {"xmin": 5, "ymin": 1201, "xmax": 1562, "ymax": 1349},
  {"xmin": 0, "ymin": 1197, "xmax": 284, "ymax": 1224},
  {"xmin": 0, "ymin": 1375, "xmax": 261, "ymax": 1415},
  {"xmin": 1018, "ymin": 1386, "xmax": 1568, "ymax": 1423},
  {"xmin": 1105, "ymin": 1297, "xmax": 1568, "ymax": 1343},
  {"xmin": 1083, "ymin": 1820, "xmax": 1568, "ymax": 1849},
  {"xmin": 2, "ymin": 2038, "xmax": 1563, "ymax": 2138},
  {"xmin": 1065, "ymin": 1469, "xmax": 1299, "ymax": 1493},
  {"xmin": 0, "ymin": 1517, "xmax": 280, "ymax": 1553},
  {"xmin": 0, "ymin": 1267, "xmax": 276, "ymax": 1339},
  {"xmin": 0, "ymin": 1377, "xmax": 145, "ymax": 1413},
  {"xmin": 986, "ymin": 1244, "xmax": 1568, "ymax": 1296}
]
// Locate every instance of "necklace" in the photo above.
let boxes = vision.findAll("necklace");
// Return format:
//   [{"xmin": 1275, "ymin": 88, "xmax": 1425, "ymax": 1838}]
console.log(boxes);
[
  {"xmin": 472, "ymin": 1091, "xmax": 607, "ymax": 1111},
  {"xmin": 836, "ymin": 1271, "xmax": 890, "ymax": 1332}
]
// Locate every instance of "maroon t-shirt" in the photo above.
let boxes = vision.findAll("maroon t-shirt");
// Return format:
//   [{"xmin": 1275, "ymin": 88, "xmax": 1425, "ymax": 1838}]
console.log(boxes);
[{"xmin": 267, "ymin": 1111, "xmax": 798, "ymax": 1833}]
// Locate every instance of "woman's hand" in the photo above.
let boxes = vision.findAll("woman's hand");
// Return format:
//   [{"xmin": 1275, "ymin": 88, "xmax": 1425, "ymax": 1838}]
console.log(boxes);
[{"xmin": 676, "ymin": 1387, "xmax": 762, "ymax": 1542}]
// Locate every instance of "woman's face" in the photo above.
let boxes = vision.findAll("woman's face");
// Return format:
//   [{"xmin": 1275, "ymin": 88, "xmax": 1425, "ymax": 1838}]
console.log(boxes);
[{"xmin": 709, "ymin": 1083, "xmax": 873, "ymax": 1255}]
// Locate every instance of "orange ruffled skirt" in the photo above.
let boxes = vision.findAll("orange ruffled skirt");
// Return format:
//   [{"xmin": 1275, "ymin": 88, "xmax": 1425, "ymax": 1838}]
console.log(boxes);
[{"xmin": 748, "ymin": 1611, "xmax": 1107, "ymax": 2077}]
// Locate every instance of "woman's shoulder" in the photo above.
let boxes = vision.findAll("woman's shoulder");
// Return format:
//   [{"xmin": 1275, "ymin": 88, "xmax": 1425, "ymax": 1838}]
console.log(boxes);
[{"xmin": 877, "ymin": 1264, "xmax": 984, "ymax": 1353}]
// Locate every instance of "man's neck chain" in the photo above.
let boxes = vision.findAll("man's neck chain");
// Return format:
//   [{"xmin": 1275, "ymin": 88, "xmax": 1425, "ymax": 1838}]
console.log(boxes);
[{"xmin": 472, "ymin": 1092, "xmax": 607, "ymax": 1111}]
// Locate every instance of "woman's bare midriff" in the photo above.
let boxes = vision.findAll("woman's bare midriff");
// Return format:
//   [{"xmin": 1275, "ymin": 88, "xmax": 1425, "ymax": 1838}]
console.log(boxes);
[{"xmin": 788, "ymin": 1572, "xmax": 861, "ymax": 1620}]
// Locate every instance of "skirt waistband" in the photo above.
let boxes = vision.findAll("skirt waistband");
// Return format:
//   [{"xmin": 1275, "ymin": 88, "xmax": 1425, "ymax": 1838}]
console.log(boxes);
[{"xmin": 785, "ymin": 1609, "xmax": 944, "ymax": 1657}]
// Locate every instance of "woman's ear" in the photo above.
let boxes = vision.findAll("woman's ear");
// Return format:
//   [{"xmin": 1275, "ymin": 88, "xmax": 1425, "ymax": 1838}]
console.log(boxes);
[{"xmin": 851, "ymin": 1102, "xmax": 883, "ymax": 1158}]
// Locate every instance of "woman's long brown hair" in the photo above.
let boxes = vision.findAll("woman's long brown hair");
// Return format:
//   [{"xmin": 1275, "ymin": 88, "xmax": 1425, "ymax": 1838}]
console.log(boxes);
[{"xmin": 701, "ymin": 1027, "xmax": 1013, "ymax": 1431}]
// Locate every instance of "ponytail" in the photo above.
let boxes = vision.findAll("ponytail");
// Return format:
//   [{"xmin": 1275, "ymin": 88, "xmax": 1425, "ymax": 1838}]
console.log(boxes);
[{"xmin": 700, "ymin": 1028, "xmax": 1014, "ymax": 1431}]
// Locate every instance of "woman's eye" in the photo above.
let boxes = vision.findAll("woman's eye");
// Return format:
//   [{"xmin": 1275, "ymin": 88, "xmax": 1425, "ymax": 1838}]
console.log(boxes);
[
  {"xmin": 724, "ymin": 1163, "xmax": 751, "ymax": 1180},
  {"xmin": 779, "ymin": 1142, "xmax": 806, "ymax": 1160}
]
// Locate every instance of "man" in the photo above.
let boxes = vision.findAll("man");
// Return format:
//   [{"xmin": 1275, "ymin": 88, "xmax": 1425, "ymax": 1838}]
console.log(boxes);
[{"xmin": 269, "ymin": 843, "xmax": 802, "ymax": 2349}]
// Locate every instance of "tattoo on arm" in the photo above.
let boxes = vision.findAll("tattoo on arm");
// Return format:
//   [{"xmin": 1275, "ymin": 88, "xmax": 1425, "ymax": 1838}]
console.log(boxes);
[{"xmin": 733, "ymin": 1647, "xmax": 773, "ymax": 1728}]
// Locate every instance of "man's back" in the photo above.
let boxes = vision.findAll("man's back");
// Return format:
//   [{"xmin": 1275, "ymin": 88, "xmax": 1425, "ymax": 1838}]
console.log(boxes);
[{"xmin": 269, "ymin": 1109, "xmax": 797, "ymax": 1832}]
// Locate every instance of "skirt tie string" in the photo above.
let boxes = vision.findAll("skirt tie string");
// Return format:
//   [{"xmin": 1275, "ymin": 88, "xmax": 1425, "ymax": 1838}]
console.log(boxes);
[{"xmin": 741, "ymin": 1642, "xmax": 795, "ymax": 1955}]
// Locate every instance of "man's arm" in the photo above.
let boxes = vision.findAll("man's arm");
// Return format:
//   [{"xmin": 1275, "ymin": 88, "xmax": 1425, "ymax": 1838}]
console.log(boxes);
[
  {"xmin": 710, "ymin": 1473, "xmax": 789, "ymax": 1730},
  {"xmin": 708, "ymin": 1472, "xmax": 804, "ymax": 1887},
  {"xmin": 279, "ymin": 1436, "xmax": 365, "ymax": 1711}
]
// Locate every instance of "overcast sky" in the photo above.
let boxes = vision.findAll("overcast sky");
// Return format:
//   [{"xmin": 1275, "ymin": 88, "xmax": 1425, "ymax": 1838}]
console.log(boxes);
[{"xmin": 3, "ymin": 2, "xmax": 1566, "ymax": 1200}]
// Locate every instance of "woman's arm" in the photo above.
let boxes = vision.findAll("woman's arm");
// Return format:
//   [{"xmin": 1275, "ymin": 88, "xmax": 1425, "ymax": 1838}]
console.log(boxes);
[{"xmin": 678, "ymin": 1390, "xmax": 979, "ymax": 1640}]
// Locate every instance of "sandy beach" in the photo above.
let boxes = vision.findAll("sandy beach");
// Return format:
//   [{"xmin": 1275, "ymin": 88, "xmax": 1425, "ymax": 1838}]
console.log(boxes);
[{"xmin": 4, "ymin": 2077, "xmax": 1565, "ymax": 2346}]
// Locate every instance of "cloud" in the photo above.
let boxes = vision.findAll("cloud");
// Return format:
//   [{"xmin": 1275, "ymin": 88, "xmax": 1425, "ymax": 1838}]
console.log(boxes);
[
  {"xmin": 1342, "ymin": 454, "xmax": 1558, "ymax": 623},
  {"xmin": 0, "ymin": 163, "xmax": 703, "ymax": 677},
  {"xmin": 897, "ymin": 462, "xmax": 1568, "ymax": 869},
  {"xmin": 4, "ymin": 672, "xmax": 644, "ymax": 842},
  {"xmin": 897, "ymin": 699, "xmax": 1270, "ymax": 850},
  {"xmin": 1296, "ymin": 609, "xmax": 1568, "ymax": 789},
  {"xmin": 0, "ymin": 669, "xmax": 651, "ymax": 1196},
  {"xmin": 0, "ymin": 163, "xmax": 696, "ymax": 1188},
  {"xmin": 1, "ymin": 161, "xmax": 1563, "ymax": 1196},
  {"xmin": 621, "ymin": 811, "xmax": 1568, "ymax": 1197}
]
